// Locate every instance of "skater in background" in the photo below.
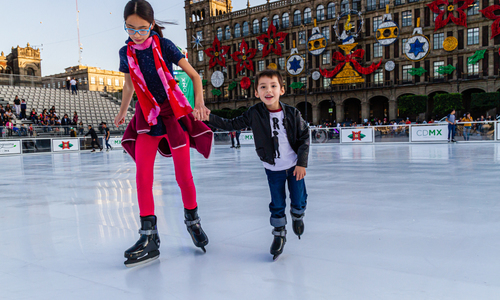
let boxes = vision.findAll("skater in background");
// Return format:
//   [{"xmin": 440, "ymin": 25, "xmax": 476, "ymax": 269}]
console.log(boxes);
[
  {"xmin": 229, "ymin": 130, "xmax": 241, "ymax": 148},
  {"xmin": 85, "ymin": 125, "xmax": 102, "ymax": 152},
  {"xmin": 115, "ymin": 0, "xmax": 213, "ymax": 267},
  {"xmin": 446, "ymin": 109, "xmax": 457, "ymax": 142},
  {"xmin": 102, "ymin": 122, "xmax": 113, "ymax": 151},
  {"xmin": 461, "ymin": 112, "xmax": 473, "ymax": 141},
  {"xmin": 208, "ymin": 69, "xmax": 309, "ymax": 260}
]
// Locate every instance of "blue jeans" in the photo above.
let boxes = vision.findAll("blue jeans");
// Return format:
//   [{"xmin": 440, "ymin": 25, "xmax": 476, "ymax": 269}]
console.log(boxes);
[
  {"xmin": 105, "ymin": 138, "xmax": 112, "ymax": 149},
  {"xmin": 448, "ymin": 124, "xmax": 456, "ymax": 141},
  {"xmin": 265, "ymin": 166, "xmax": 307, "ymax": 227},
  {"xmin": 463, "ymin": 126, "xmax": 471, "ymax": 141}
]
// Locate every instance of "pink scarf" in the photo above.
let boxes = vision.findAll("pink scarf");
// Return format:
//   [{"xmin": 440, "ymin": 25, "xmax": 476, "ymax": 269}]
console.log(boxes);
[{"xmin": 127, "ymin": 35, "xmax": 193, "ymax": 126}]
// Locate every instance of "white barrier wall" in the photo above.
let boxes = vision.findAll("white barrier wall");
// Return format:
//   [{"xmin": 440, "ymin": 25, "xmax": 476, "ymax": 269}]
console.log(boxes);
[
  {"xmin": 238, "ymin": 132, "xmax": 254, "ymax": 145},
  {"xmin": 341, "ymin": 128, "xmax": 374, "ymax": 143},
  {"xmin": 108, "ymin": 138, "xmax": 123, "ymax": 148},
  {"xmin": 411, "ymin": 125, "xmax": 449, "ymax": 142},
  {"xmin": 0, "ymin": 140, "xmax": 21, "ymax": 154},
  {"xmin": 52, "ymin": 139, "xmax": 80, "ymax": 152}
]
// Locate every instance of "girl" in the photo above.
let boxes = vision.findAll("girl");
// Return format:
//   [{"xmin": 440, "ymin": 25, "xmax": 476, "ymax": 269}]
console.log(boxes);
[
  {"xmin": 115, "ymin": 0, "xmax": 213, "ymax": 267},
  {"xmin": 73, "ymin": 111, "xmax": 78, "ymax": 125}
]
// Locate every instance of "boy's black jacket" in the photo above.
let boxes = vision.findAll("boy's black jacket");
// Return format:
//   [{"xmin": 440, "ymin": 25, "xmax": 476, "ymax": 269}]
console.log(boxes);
[{"xmin": 208, "ymin": 102, "xmax": 309, "ymax": 167}]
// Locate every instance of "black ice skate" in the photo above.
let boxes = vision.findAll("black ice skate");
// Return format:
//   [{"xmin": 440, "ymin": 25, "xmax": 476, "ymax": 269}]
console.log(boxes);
[
  {"xmin": 124, "ymin": 215, "xmax": 160, "ymax": 267},
  {"xmin": 270, "ymin": 227, "xmax": 286, "ymax": 261},
  {"xmin": 184, "ymin": 207, "xmax": 209, "ymax": 252},
  {"xmin": 291, "ymin": 212, "xmax": 305, "ymax": 239}
]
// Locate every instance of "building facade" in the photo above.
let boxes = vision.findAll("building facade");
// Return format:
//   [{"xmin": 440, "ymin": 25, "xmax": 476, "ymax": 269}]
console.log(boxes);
[
  {"xmin": 0, "ymin": 43, "xmax": 42, "ymax": 86},
  {"xmin": 43, "ymin": 65, "xmax": 125, "ymax": 92},
  {"xmin": 185, "ymin": 0, "xmax": 500, "ymax": 124}
]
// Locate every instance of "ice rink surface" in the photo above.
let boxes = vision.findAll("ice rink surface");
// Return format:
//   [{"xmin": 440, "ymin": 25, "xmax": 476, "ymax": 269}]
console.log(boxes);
[{"xmin": 1, "ymin": 143, "xmax": 500, "ymax": 299}]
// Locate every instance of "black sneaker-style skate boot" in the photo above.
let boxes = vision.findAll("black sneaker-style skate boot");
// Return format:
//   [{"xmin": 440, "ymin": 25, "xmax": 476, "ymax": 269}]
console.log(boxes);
[
  {"xmin": 270, "ymin": 227, "xmax": 286, "ymax": 261},
  {"xmin": 291, "ymin": 212, "xmax": 305, "ymax": 239},
  {"xmin": 184, "ymin": 207, "xmax": 209, "ymax": 253},
  {"xmin": 124, "ymin": 215, "xmax": 160, "ymax": 267}
]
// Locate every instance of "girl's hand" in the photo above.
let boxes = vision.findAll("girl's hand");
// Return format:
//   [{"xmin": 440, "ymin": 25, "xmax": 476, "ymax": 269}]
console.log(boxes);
[
  {"xmin": 293, "ymin": 166, "xmax": 306, "ymax": 181},
  {"xmin": 193, "ymin": 103, "xmax": 211, "ymax": 121},
  {"xmin": 114, "ymin": 111, "xmax": 127, "ymax": 127}
]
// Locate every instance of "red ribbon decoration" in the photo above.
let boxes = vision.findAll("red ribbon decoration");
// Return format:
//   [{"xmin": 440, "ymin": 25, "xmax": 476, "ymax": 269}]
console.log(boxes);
[
  {"xmin": 240, "ymin": 77, "xmax": 251, "ymax": 90},
  {"xmin": 427, "ymin": 0, "xmax": 474, "ymax": 31},
  {"xmin": 319, "ymin": 49, "xmax": 382, "ymax": 78},
  {"xmin": 256, "ymin": 22, "xmax": 288, "ymax": 58},
  {"xmin": 204, "ymin": 36, "xmax": 230, "ymax": 69},
  {"xmin": 231, "ymin": 39, "xmax": 257, "ymax": 73},
  {"xmin": 480, "ymin": 5, "xmax": 500, "ymax": 39}
]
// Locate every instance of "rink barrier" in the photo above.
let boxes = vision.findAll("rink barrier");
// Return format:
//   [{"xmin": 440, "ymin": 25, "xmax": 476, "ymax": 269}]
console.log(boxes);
[{"xmin": 0, "ymin": 121, "xmax": 498, "ymax": 155}]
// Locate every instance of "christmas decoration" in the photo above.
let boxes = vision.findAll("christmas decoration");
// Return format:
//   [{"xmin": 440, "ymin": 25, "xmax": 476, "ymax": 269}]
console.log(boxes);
[
  {"xmin": 240, "ymin": 77, "xmax": 251, "ymax": 90},
  {"xmin": 202, "ymin": 79, "xmax": 208, "ymax": 86},
  {"xmin": 443, "ymin": 36, "xmax": 458, "ymax": 51},
  {"xmin": 467, "ymin": 49, "xmax": 487, "ymax": 64},
  {"xmin": 230, "ymin": 38, "xmax": 257, "ymax": 73},
  {"xmin": 385, "ymin": 61, "xmax": 395, "ymax": 72},
  {"xmin": 286, "ymin": 42, "xmax": 305, "ymax": 76},
  {"xmin": 268, "ymin": 63, "xmax": 278, "ymax": 70},
  {"xmin": 334, "ymin": 9, "xmax": 364, "ymax": 44},
  {"xmin": 191, "ymin": 34, "xmax": 203, "ymax": 49},
  {"xmin": 312, "ymin": 71, "xmax": 321, "ymax": 81},
  {"xmin": 211, "ymin": 71, "xmax": 224, "ymax": 88},
  {"xmin": 348, "ymin": 131, "xmax": 365, "ymax": 141},
  {"xmin": 308, "ymin": 20, "xmax": 327, "ymax": 56},
  {"xmin": 376, "ymin": 5, "xmax": 399, "ymax": 46},
  {"xmin": 480, "ymin": 5, "xmax": 500, "ymax": 40},
  {"xmin": 427, "ymin": 0, "xmax": 474, "ymax": 31},
  {"xmin": 289, "ymin": 82, "xmax": 305, "ymax": 90},
  {"xmin": 408, "ymin": 67, "xmax": 427, "ymax": 76},
  {"xmin": 404, "ymin": 19, "xmax": 430, "ymax": 62},
  {"xmin": 436, "ymin": 65, "xmax": 456, "ymax": 75},
  {"xmin": 256, "ymin": 22, "xmax": 288, "ymax": 58},
  {"xmin": 204, "ymin": 36, "xmax": 230, "ymax": 69},
  {"xmin": 211, "ymin": 89, "xmax": 222, "ymax": 96},
  {"xmin": 319, "ymin": 43, "xmax": 382, "ymax": 85},
  {"xmin": 228, "ymin": 81, "xmax": 238, "ymax": 91}
]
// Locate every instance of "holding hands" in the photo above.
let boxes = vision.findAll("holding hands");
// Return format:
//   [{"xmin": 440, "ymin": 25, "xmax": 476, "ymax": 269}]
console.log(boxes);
[{"xmin": 193, "ymin": 103, "xmax": 210, "ymax": 121}]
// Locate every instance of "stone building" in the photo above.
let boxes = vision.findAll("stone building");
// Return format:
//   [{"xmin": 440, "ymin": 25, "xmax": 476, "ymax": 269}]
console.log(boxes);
[
  {"xmin": 184, "ymin": 0, "xmax": 500, "ymax": 124},
  {"xmin": 44, "ymin": 65, "xmax": 125, "ymax": 92},
  {"xmin": 0, "ymin": 43, "xmax": 42, "ymax": 85}
]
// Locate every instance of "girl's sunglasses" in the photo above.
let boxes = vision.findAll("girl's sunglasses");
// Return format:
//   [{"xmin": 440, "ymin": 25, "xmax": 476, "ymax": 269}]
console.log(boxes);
[{"xmin": 124, "ymin": 23, "xmax": 152, "ymax": 36}]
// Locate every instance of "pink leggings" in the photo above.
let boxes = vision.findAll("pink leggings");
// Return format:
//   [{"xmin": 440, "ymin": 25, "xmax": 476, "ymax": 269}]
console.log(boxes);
[{"xmin": 135, "ymin": 132, "xmax": 197, "ymax": 216}]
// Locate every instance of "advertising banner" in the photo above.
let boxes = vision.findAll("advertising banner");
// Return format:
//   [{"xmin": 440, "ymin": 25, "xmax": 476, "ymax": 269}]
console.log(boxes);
[
  {"xmin": 238, "ymin": 132, "xmax": 254, "ymax": 145},
  {"xmin": 341, "ymin": 128, "xmax": 374, "ymax": 143},
  {"xmin": 0, "ymin": 140, "xmax": 21, "ymax": 154},
  {"xmin": 52, "ymin": 139, "xmax": 80, "ymax": 152},
  {"xmin": 108, "ymin": 138, "xmax": 123, "ymax": 148},
  {"xmin": 411, "ymin": 125, "xmax": 448, "ymax": 142}
]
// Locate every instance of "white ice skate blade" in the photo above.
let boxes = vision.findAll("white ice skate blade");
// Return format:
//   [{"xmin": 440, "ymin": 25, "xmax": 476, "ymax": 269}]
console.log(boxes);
[{"xmin": 124, "ymin": 255, "xmax": 159, "ymax": 268}]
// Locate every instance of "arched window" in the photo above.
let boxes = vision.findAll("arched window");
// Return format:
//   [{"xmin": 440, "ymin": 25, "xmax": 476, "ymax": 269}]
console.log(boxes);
[
  {"xmin": 282, "ymin": 13, "xmax": 290, "ymax": 28},
  {"xmin": 273, "ymin": 15, "xmax": 280, "ymax": 28},
  {"xmin": 217, "ymin": 27, "xmax": 223, "ymax": 40},
  {"xmin": 353, "ymin": 0, "xmax": 361, "ymax": 11},
  {"xmin": 242, "ymin": 22, "xmax": 249, "ymax": 36},
  {"xmin": 234, "ymin": 23, "xmax": 241, "ymax": 38},
  {"xmin": 262, "ymin": 17, "xmax": 269, "ymax": 32},
  {"xmin": 341, "ymin": 0, "xmax": 349, "ymax": 14},
  {"xmin": 317, "ymin": 5, "xmax": 325, "ymax": 21},
  {"xmin": 293, "ymin": 10, "xmax": 301, "ymax": 26},
  {"xmin": 225, "ymin": 26, "xmax": 231, "ymax": 40},
  {"xmin": 327, "ymin": 3, "xmax": 336, "ymax": 19},
  {"xmin": 253, "ymin": 19, "xmax": 259, "ymax": 34},
  {"xmin": 304, "ymin": 8, "xmax": 312, "ymax": 24},
  {"xmin": 26, "ymin": 68, "xmax": 35, "ymax": 76}
]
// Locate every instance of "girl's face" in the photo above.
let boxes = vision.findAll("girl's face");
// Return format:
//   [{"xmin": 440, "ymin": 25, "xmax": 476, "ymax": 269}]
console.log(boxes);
[{"xmin": 125, "ymin": 14, "xmax": 154, "ymax": 45}]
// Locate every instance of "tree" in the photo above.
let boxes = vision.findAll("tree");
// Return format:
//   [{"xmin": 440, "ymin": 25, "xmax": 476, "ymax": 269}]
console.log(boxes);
[
  {"xmin": 433, "ymin": 93, "xmax": 463, "ymax": 116},
  {"xmin": 397, "ymin": 95, "xmax": 427, "ymax": 116},
  {"xmin": 471, "ymin": 92, "xmax": 500, "ymax": 116}
]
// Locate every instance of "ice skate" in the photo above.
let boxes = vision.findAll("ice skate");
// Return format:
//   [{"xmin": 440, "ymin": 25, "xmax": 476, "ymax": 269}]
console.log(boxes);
[
  {"xmin": 124, "ymin": 215, "xmax": 160, "ymax": 267},
  {"xmin": 270, "ymin": 227, "xmax": 286, "ymax": 261},
  {"xmin": 291, "ymin": 212, "xmax": 304, "ymax": 239},
  {"xmin": 184, "ymin": 207, "xmax": 209, "ymax": 252}
]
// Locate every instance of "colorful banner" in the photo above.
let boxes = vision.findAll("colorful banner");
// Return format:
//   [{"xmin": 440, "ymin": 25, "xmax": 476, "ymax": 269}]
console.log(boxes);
[
  {"xmin": 174, "ymin": 71, "xmax": 195, "ymax": 108},
  {"xmin": 0, "ymin": 140, "xmax": 21, "ymax": 154},
  {"xmin": 341, "ymin": 128, "xmax": 374, "ymax": 143},
  {"xmin": 52, "ymin": 139, "xmax": 80, "ymax": 152},
  {"xmin": 411, "ymin": 125, "xmax": 448, "ymax": 142}
]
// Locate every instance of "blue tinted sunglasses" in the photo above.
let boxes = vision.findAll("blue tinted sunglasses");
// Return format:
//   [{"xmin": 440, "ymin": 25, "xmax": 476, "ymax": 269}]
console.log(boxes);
[{"xmin": 124, "ymin": 23, "xmax": 152, "ymax": 36}]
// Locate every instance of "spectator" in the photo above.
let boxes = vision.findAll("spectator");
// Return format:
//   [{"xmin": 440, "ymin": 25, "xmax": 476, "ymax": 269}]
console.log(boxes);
[
  {"xmin": 5, "ymin": 118, "xmax": 13, "ymax": 136},
  {"xmin": 428, "ymin": 119, "xmax": 434, "ymax": 124},
  {"xmin": 70, "ymin": 127, "xmax": 77, "ymax": 137},
  {"xmin": 5, "ymin": 103, "xmax": 12, "ymax": 112},
  {"xmin": 446, "ymin": 109, "xmax": 457, "ymax": 142},
  {"xmin": 70, "ymin": 77, "xmax": 77, "ymax": 95},
  {"xmin": 61, "ymin": 114, "xmax": 71, "ymax": 135},
  {"xmin": 405, "ymin": 117, "xmax": 411, "ymax": 125},
  {"xmin": 18, "ymin": 124, "xmax": 27, "ymax": 137},
  {"xmin": 73, "ymin": 111, "xmax": 78, "ymax": 125},
  {"xmin": 48, "ymin": 117, "xmax": 55, "ymax": 132},
  {"xmin": 66, "ymin": 77, "xmax": 71, "ymax": 91},
  {"xmin": 0, "ymin": 105, "xmax": 5, "ymax": 115},
  {"xmin": 28, "ymin": 124, "xmax": 34, "ymax": 137},
  {"xmin": 30, "ymin": 109, "xmax": 38, "ymax": 124},
  {"xmin": 462, "ymin": 112, "xmax": 473, "ymax": 141},
  {"xmin": 78, "ymin": 121, "xmax": 84, "ymax": 135},
  {"xmin": 13, "ymin": 95, "xmax": 21, "ymax": 117},
  {"xmin": 5, "ymin": 109, "xmax": 15, "ymax": 120},
  {"xmin": 20, "ymin": 99, "xmax": 27, "ymax": 120}
]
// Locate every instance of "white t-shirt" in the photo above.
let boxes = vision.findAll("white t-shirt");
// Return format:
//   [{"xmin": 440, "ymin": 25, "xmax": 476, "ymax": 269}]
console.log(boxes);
[
  {"xmin": 262, "ymin": 110, "xmax": 298, "ymax": 171},
  {"xmin": 70, "ymin": 79, "xmax": 76, "ymax": 86}
]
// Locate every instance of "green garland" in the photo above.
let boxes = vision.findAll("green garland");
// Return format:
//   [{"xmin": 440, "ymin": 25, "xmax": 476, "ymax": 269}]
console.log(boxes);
[
  {"xmin": 211, "ymin": 89, "xmax": 222, "ymax": 96},
  {"xmin": 408, "ymin": 67, "xmax": 427, "ymax": 76},
  {"xmin": 468, "ymin": 50, "xmax": 486, "ymax": 65},
  {"xmin": 202, "ymin": 79, "xmax": 208, "ymax": 87},
  {"xmin": 228, "ymin": 81, "xmax": 238, "ymax": 91},
  {"xmin": 436, "ymin": 65, "xmax": 456, "ymax": 75},
  {"xmin": 289, "ymin": 82, "xmax": 305, "ymax": 90}
]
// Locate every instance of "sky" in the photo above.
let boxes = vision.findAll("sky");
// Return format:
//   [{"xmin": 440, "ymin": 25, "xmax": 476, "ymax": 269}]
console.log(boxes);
[{"xmin": 1, "ymin": 0, "xmax": 268, "ymax": 77}]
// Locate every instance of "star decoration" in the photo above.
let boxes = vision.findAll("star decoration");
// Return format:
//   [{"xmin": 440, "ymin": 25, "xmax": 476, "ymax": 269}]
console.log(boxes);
[
  {"xmin": 231, "ymin": 39, "xmax": 257, "ymax": 73},
  {"xmin": 427, "ymin": 0, "xmax": 474, "ymax": 31},
  {"xmin": 204, "ymin": 36, "xmax": 230, "ymax": 69},
  {"xmin": 256, "ymin": 22, "xmax": 288, "ymax": 58},
  {"xmin": 289, "ymin": 57, "xmax": 302, "ymax": 72},
  {"xmin": 409, "ymin": 39, "xmax": 425, "ymax": 56},
  {"xmin": 191, "ymin": 35, "xmax": 203, "ymax": 49},
  {"xmin": 480, "ymin": 5, "xmax": 500, "ymax": 39}
]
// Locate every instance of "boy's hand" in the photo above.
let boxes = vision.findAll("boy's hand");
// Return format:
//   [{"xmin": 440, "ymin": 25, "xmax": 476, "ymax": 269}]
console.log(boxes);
[
  {"xmin": 193, "ymin": 104, "xmax": 211, "ymax": 121},
  {"xmin": 293, "ymin": 166, "xmax": 306, "ymax": 181}
]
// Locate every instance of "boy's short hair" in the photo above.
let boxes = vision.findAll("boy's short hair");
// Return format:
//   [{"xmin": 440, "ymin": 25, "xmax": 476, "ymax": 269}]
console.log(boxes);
[{"xmin": 254, "ymin": 69, "xmax": 284, "ymax": 90}]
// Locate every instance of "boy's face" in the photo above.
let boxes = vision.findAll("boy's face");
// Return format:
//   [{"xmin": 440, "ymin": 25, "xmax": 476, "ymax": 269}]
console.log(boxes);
[{"xmin": 255, "ymin": 76, "xmax": 284, "ymax": 110}]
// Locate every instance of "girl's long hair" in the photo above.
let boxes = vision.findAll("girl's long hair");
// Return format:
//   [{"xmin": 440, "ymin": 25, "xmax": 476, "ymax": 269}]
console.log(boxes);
[{"xmin": 124, "ymin": 0, "xmax": 176, "ymax": 38}]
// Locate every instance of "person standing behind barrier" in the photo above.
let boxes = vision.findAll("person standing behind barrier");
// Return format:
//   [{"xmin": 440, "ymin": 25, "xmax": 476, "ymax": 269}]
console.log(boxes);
[
  {"xmin": 70, "ymin": 77, "xmax": 77, "ymax": 95},
  {"xmin": 20, "ymin": 99, "xmax": 27, "ymax": 120},
  {"xmin": 78, "ymin": 121, "xmax": 84, "ymax": 135},
  {"xmin": 66, "ymin": 77, "xmax": 71, "ymax": 91},
  {"xmin": 61, "ymin": 114, "xmax": 71, "ymax": 135},
  {"xmin": 446, "ymin": 109, "xmax": 457, "ymax": 142},
  {"xmin": 13, "ymin": 96, "xmax": 21, "ymax": 117},
  {"xmin": 85, "ymin": 125, "xmax": 102, "ymax": 152},
  {"xmin": 461, "ymin": 112, "xmax": 473, "ymax": 141},
  {"xmin": 102, "ymin": 122, "xmax": 113, "ymax": 151}
]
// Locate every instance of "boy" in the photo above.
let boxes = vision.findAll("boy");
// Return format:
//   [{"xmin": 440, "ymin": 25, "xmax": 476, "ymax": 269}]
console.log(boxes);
[{"xmin": 208, "ymin": 69, "xmax": 309, "ymax": 260}]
